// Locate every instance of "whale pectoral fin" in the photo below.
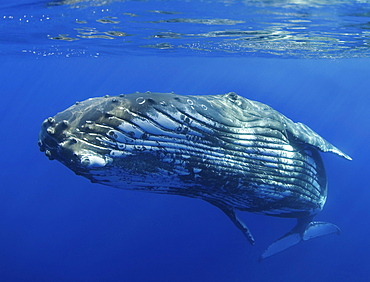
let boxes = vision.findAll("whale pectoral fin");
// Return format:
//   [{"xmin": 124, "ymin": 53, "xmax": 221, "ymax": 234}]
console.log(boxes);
[
  {"xmin": 260, "ymin": 231, "xmax": 302, "ymax": 261},
  {"xmin": 260, "ymin": 219, "xmax": 340, "ymax": 261},
  {"xmin": 210, "ymin": 202, "xmax": 255, "ymax": 245}
]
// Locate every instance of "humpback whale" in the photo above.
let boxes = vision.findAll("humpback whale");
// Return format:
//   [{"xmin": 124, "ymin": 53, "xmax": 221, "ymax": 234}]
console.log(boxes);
[{"xmin": 38, "ymin": 92, "xmax": 351, "ymax": 260}]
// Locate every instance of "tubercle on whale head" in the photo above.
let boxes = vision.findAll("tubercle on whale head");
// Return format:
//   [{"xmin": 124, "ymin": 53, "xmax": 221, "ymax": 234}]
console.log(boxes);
[
  {"xmin": 38, "ymin": 117, "xmax": 111, "ymax": 172},
  {"xmin": 38, "ymin": 95, "xmax": 119, "ymax": 176},
  {"xmin": 37, "ymin": 92, "xmax": 216, "ymax": 186},
  {"xmin": 37, "ymin": 92, "xmax": 179, "ymax": 169}
]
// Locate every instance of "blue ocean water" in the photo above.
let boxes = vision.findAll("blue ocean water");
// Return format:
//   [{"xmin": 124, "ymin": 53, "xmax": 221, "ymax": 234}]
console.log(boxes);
[{"xmin": 1, "ymin": 1, "xmax": 369, "ymax": 281}]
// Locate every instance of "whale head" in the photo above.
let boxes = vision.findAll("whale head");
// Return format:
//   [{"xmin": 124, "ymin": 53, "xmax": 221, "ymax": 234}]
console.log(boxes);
[
  {"xmin": 38, "ymin": 92, "xmax": 217, "ymax": 192},
  {"xmin": 38, "ymin": 96, "xmax": 114, "ymax": 179}
]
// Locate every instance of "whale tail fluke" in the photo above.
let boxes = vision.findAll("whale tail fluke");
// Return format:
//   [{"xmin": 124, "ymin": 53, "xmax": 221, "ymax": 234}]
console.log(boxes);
[{"xmin": 260, "ymin": 218, "xmax": 340, "ymax": 261}]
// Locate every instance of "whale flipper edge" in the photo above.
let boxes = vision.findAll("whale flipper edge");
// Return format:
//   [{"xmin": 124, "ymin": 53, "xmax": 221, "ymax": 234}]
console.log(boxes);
[{"xmin": 260, "ymin": 218, "xmax": 340, "ymax": 261}]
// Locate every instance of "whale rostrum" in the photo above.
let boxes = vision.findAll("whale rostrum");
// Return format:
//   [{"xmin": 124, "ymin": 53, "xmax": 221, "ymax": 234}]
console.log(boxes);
[{"xmin": 38, "ymin": 92, "xmax": 351, "ymax": 260}]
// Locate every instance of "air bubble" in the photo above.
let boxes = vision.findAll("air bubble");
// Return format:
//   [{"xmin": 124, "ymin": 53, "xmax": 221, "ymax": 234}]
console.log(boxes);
[
  {"xmin": 108, "ymin": 130, "xmax": 118, "ymax": 139},
  {"xmin": 134, "ymin": 145, "xmax": 146, "ymax": 151},
  {"xmin": 136, "ymin": 97, "xmax": 145, "ymax": 104}
]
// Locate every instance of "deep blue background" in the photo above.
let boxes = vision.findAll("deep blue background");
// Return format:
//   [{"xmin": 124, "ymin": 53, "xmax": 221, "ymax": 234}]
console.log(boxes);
[{"xmin": 0, "ymin": 56, "xmax": 369, "ymax": 281}]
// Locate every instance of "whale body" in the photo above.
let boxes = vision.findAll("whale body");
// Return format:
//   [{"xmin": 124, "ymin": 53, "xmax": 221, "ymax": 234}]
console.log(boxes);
[{"xmin": 38, "ymin": 92, "xmax": 351, "ymax": 259}]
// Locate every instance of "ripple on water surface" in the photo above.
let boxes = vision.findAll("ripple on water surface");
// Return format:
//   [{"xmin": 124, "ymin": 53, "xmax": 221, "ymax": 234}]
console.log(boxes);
[{"xmin": 1, "ymin": 0, "xmax": 370, "ymax": 58}]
